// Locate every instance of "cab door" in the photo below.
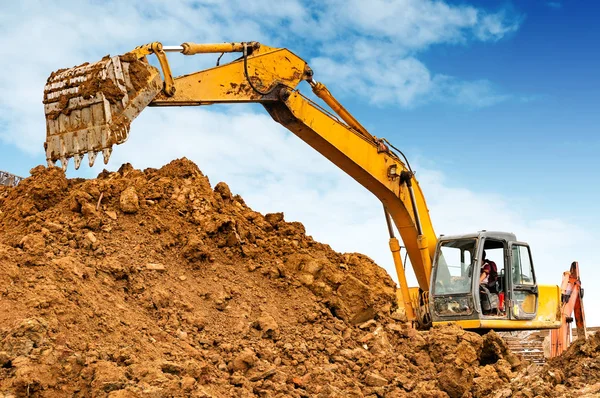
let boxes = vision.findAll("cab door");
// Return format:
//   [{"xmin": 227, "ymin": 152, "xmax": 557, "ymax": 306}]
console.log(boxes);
[{"xmin": 508, "ymin": 242, "xmax": 538, "ymax": 320}]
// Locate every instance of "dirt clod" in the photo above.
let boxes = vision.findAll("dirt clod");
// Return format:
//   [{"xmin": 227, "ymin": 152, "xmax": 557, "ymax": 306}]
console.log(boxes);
[{"xmin": 119, "ymin": 186, "xmax": 139, "ymax": 214}]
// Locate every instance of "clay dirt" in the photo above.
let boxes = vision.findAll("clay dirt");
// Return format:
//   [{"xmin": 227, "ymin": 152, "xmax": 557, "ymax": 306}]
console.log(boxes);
[{"xmin": 0, "ymin": 159, "xmax": 598, "ymax": 397}]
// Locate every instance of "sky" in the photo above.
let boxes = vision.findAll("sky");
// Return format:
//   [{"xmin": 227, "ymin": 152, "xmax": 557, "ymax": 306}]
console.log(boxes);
[{"xmin": 1, "ymin": 0, "xmax": 598, "ymax": 324}]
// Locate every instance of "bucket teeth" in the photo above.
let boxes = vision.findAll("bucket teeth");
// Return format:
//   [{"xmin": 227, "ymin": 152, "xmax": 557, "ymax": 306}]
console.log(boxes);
[
  {"xmin": 102, "ymin": 148, "xmax": 112, "ymax": 165},
  {"xmin": 43, "ymin": 54, "xmax": 163, "ymax": 171},
  {"xmin": 60, "ymin": 157, "xmax": 69, "ymax": 172},
  {"xmin": 47, "ymin": 159, "xmax": 55, "ymax": 168},
  {"xmin": 74, "ymin": 154, "xmax": 83, "ymax": 170},
  {"xmin": 88, "ymin": 151, "xmax": 97, "ymax": 167}
]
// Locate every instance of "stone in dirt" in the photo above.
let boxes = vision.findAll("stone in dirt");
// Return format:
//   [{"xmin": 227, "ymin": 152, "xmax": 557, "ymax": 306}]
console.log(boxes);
[{"xmin": 119, "ymin": 186, "xmax": 139, "ymax": 214}]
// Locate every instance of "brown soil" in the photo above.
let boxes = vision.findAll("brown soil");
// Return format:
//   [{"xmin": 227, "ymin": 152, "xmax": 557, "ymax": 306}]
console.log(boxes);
[
  {"xmin": 504, "ymin": 333, "xmax": 600, "ymax": 397},
  {"xmin": 0, "ymin": 159, "xmax": 595, "ymax": 397}
]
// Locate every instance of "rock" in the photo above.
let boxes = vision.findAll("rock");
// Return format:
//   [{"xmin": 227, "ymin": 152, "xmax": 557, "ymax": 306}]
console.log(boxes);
[
  {"xmin": 300, "ymin": 259, "xmax": 323, "ymax": 275},
  {"xmin": 256, "ymin": 313, "xmax": 279, "ymax": 339},
  {"xmin": 223, "ymin": 227, "xmax": 242, "ymax": 247},
  {"xmin": 81, "ymin": 202, "xmax": 98, "ymax": 217},
  {"xmin": 106, "ymin": 210, "xmax": 118, "ymax": 220},
  {"xmin": 91, "ymin": 361, "xmax": 126, "ymax": 392},
  {"xmin": 20, "ymin": 233, "xmax": 46, "ymax": 254},
  {"xmin": 44, "ymin": 221, "xmax": 64, "ymax": 232},
  {"xmin": 0, "ymin": 351, "xmax": 11, "ymax": 367},
  {"xmin": 336, "ymin": 275, "xmax": 376, "ymax": 324},
  {"xmin": 183, "ymin": 235, "xmax": 210, "ymax": 262},
  {"xmin": 86, "ymin": 231, "xmax": 98, "ymax": 244},
  {"xmin": 358, "ymin": 319, "xmax": 377, "ymax": 329},
  {"xmin": 493, "ymin": 388, "xmax": 513, "ymax": 398},
  {"xmin": 214, "ymin": 182, "xmax": 232, "ymax": 200},
  {"xmin": 297, "ymin": 273, "xmax": 314, "ymax": 286},
  {"xmin": 455, "ymin": 340, "xmax": 479, "ymax": 366},
  {"xmin": 108, "ymin": 390, "xmax": 138, "ymax": 398},
  {"xmin": 145, "ymin": 263, "xmax": 166, "ymax": 271},
  {"xmin": 161, "ymin": 361, "xmax": 184, "ymax": 375},
  {"xmin": 231, "ymin": 349, "xmax": 257, "ymax": 372},
  {"xmin": 390, "ymin": 308, "xmax": 408, "ymax": 322},
  {"xmin": 473, "ymin": 365, "xmax": 503, "ymax": 397},
  {"xmin": 265, "ymin": 212, "xmax": 284, "ymax": 226},
  {"xmin": 248, "ymin": 367, "xmax": 276, "ymax": 382},
  {"xmin": 181, "ymin": 376, "xmax": 196, "ymax": 391},
  {"xmin": 119, "ymin": 186, "xmax": 139, "ymax": 214},
  {"xmin": 292, "ymin": 373, "xmax": 312, "ymax": 388},
  {"xmin": 494, "ymin": 359, "xmax": 515, "ymax": 382},
  {"xmin": 364, "ymin": 371, "xmax": 388, "ymax": 387},
  {"xmin": 438, "ymin": 364, "xmax": 473, "ymax": 398}
]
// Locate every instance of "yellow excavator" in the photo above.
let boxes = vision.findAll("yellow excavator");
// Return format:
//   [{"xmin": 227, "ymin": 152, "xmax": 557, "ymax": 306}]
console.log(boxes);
[{"xmin": 42, "ymin": 41, "xmax": 585, "ymax": 356}]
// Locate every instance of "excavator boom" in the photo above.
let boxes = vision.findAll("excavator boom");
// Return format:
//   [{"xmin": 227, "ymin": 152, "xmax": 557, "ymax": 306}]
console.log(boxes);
[
  {"xmin": 550, "ymin": 262, "xmax": 586, "ymax": 356},
  {"xmin": 42, "ymin": 41, "xmax": 437, "ymax": 324}
]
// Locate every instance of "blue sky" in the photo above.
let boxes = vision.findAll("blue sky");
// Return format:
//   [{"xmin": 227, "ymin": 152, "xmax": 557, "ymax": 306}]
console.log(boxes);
[{"xmin": 1, "ymin": 0, "xmax": 598, "ymax": 324}]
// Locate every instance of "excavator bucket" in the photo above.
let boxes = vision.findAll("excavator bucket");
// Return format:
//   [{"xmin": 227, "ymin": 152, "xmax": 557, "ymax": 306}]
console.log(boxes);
[{"xmin": 43, "ymin": 54, "xmax": 163, "ymax": 170}]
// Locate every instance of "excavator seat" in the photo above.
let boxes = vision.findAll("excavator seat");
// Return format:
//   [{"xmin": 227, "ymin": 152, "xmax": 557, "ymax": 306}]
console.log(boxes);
[{"xmin": 480, "ymin": 285, "xmax": 500, "ymax": 314}]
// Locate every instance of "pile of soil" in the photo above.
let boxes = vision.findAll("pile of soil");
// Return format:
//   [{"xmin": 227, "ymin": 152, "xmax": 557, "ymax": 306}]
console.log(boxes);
[
  {"xmin": 0, "ymin": 158, "xmax": 591, "ymax": 397},
  {"xmin": 505, "ymin": 333, "xmax": 600, "ymax": 397}
]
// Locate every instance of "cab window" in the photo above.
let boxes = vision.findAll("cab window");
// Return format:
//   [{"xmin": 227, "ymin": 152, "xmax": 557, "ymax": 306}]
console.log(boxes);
[
  {"xmin": 512, "ymin": 245, "xmax": 535, "ymax": 285},
  {"xmin": 510, "ymin": 244, "xmax": 537, "ymax": 318}
]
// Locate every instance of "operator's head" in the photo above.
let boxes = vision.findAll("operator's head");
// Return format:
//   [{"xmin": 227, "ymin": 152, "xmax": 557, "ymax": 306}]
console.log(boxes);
[{"xmin": 482, "ymin": 250, "xmax": 487, "ymax": 260}]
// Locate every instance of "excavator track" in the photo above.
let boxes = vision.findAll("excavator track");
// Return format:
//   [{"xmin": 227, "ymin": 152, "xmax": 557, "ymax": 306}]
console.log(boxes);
[
  {"xmin": 500, "ymin": 327, "xmax": 599, "ymax": 364},
  {"xmin": 500, "ymin": 331, "xmax": 548, "ymax": 364}
]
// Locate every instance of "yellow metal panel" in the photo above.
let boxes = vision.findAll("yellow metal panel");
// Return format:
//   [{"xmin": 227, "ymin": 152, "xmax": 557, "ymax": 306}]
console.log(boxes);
[
  {"xmin": 433, "ymin": 320, "xmax": 482, "ymax": 329},
  {"xmin": 433, "ymin": 284, "xmax": 561, "ymax": 330},
  {"xmin": 273, "ymin": 93, "xmax": 437, "ymax": 290},
  {"xmin": 152, "ymin": 48, "xmax": 308, "ymax": 105},
  {"xmin": 434, "ymin": 318, "xmax": 561, "ymax": 330},
  {"xmin": 535, "ymin": 284, "xmax": 561, "ymax": 325}
]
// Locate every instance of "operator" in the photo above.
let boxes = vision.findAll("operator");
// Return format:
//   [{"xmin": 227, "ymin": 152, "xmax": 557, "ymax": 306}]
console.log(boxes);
[{"xmin": 479, "ymin": 250, "xmax": 497, "ymax": 291}]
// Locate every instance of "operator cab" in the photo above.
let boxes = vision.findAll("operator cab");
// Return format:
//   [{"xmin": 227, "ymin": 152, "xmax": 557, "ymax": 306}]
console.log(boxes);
[{"xmin": 430, "ymin": 231, "xmax": 539, "ymax": 324}]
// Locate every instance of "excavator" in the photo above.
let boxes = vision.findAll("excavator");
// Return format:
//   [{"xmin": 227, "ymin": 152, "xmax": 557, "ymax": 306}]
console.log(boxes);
[{"xmin": 42, "ymin": 41, "xmax": 585, "ymax": 357}]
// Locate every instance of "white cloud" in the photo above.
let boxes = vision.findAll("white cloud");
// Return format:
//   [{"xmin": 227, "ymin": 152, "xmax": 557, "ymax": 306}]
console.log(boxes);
[
  {"xmin": 0, "ymin": 0, "xmax": 521, "ymax": 154},
  {"xmin": 311, "ymin": 58, "xmax": 509, "ymax": 108}
]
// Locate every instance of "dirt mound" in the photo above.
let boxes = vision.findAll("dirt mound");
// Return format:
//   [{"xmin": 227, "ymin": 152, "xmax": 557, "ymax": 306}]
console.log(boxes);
[
  {"xmin": 0, "ymin": 159, "xmax": 547, "ymax": 397},
  {"xmin": 502, "ymin": 333, "xmax": 600, "ymax": 398}
]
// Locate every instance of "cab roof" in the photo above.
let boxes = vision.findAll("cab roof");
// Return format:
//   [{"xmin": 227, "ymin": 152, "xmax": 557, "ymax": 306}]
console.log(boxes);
[{"xmin": 437, "ymin": 231, "xmax": 517, "ymax": 243}]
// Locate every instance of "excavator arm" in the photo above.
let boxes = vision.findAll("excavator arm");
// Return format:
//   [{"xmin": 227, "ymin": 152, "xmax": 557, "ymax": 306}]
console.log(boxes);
[
  {"xmin": 550, "ymin": 261, "xmax": 586, "ymax": 357},
  {"xmin": 43, "ymin": 41, "xmax": 437, "ymax": 322}
]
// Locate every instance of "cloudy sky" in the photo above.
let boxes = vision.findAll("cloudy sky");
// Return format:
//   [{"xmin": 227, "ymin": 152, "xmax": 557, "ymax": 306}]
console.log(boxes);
[{"xmin": 1, "ymin": 1, "xmax": 598, "ymax": 324}]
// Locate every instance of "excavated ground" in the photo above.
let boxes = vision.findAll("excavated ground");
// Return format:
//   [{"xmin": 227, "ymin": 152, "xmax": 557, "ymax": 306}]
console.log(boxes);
[{"xmin": 0, "ymin": 159, "xmax": 598, "ymax": 398}]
